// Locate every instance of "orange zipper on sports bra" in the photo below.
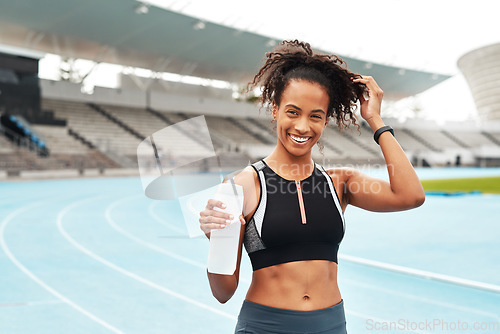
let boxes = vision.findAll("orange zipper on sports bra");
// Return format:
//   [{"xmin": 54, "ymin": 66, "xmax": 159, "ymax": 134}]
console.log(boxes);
[{"xmin": 295, "ymin": 180, "xmax": 307, "ymax": 224}]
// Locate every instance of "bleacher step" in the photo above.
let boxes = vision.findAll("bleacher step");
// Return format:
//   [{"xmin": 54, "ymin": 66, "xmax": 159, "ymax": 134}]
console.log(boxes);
[
  {"xmin": 68, "ymin": 128, "xmax": 95, "ymax": 149},
  {"xmin": 226, "ymin": 117, "xmax": 274, "ymax": 145},
  {"xmin": 481, "ymin": 131, "xmax": 500, "ymax": 146},
  {"xmin": 401, "ymin": 128, "xmax": 441, "ymax": 152},
  {"xmin": 87, "ymin": 103, "xmax": 144, "ymax": 140},
  {"xmin": 340, "ymin": 131, "xmax": 380, "ymax": 157},
  {"xmin": 246, "ymin": 117, "xmax": 275, "ymax": 138},
  {"xmin": 441, "ymin": 130, "xmax": 469, "ymax": 148},
  {"xmin": 145, "ymin": 107, "xmax": 174, "ymax": 125}
]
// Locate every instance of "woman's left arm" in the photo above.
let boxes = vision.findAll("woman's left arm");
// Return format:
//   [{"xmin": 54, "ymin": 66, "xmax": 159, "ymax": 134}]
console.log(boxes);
[{"xmin": 344, "ymin": 75, "xmax": 425, "ymax": 212}]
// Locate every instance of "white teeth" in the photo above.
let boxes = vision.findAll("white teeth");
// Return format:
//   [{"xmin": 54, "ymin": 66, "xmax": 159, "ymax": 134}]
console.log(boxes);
[{"xmin": 290, "ymin": 134, "xmax": 310, "ymax": 143}]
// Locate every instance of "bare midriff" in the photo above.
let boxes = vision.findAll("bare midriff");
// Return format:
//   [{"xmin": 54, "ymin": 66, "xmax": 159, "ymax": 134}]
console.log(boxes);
[{"xmin": 244, "ymin": 259, "xmax": 342, "ymax": 311}]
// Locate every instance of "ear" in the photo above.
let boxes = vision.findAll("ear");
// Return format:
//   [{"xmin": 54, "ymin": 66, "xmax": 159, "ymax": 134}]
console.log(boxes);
[{"xmin": 272, "ymin": 101, "xmax": 278, "ymax": 119}]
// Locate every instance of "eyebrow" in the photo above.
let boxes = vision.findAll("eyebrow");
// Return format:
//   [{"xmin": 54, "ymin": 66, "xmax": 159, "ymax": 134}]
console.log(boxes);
[{"xmin": 285, "ymin": 104, "xmax": 325, "ymax": 115}]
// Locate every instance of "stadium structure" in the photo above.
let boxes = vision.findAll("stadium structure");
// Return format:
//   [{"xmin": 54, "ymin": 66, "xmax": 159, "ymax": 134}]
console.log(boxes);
[
  {"xmin": 1, "ymin": 0, "xmax": 500, "ymax": 181},
  {"xmin": 458, "ymin": 42, "xmax": 500, "ymax": 123}
]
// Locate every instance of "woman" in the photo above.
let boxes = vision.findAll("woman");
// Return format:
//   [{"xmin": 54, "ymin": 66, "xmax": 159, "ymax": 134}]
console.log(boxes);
[{"xmin": 199, "ymin": 40, "xmax": 425, "ymax": 334}]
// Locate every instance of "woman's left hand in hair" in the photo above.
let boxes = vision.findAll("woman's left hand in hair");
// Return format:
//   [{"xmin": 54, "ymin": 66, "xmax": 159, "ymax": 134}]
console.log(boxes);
[{"xmin": 352, "ymin": 75, "xmax": 383, "ymax": 123}]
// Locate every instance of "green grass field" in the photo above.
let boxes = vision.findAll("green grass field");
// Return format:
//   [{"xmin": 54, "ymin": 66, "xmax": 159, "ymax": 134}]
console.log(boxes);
[{"xmin": 421, "ymin": 176, "xmax": 500, "ymax": 194}]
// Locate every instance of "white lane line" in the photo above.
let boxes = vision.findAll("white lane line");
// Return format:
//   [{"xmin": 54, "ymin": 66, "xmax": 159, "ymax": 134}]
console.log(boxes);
[
  {"xmin": 58, "ymin": 196, "xmax": 237, "ymax": 321},
  {"xmin": 107, "ymin": 195, "xmax": 252, "ymax": 284},
  {"xmin": 148, "ymin": 200, "xmax": 185, "ymax": 234},
  {"xmin": 106, "ymin": 195, "xmax": 206, "ymax": 269},
  {"xmin": 345, "ymin": 280, "xmax": 500, "ymax": 321},
  {"xmin": 340, "ymin": 254, "xmax": 500, "ymax": 294},
  {"xmin": 0, "ymin": 199, "xmax": 123, "ymax": 334}
]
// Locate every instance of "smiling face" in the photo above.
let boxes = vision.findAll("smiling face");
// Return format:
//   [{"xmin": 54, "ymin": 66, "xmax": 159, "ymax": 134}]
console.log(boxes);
[{"xmin": 272, "ymin": 79, "xmax": 329, "ymax": 159}]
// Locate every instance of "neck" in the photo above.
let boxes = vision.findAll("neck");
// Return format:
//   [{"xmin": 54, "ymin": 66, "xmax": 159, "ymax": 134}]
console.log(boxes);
[{"xmin": 265, "ymin": 145, "xmax": 315, "ymax": 179}]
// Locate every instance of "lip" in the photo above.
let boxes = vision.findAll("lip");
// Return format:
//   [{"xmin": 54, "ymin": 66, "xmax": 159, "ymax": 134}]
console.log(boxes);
[{"xmin": 288, "ymin": 133, "xmax": 312, "ymax": 145}]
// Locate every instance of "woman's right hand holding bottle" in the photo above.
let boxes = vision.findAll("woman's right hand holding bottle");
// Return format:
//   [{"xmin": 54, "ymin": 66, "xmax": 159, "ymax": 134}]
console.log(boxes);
[{"xmin": 199, "ymin": 199, "xmax": 245, "ymax": 236}]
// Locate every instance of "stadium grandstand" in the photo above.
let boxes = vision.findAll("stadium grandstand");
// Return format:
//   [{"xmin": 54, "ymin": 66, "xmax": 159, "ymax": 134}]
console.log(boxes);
[{"xmin": 1, "ymin": 0, "xmax": 500, "ymax": 181}]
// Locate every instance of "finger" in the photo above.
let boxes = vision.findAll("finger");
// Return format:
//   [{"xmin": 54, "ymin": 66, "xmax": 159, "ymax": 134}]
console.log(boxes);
[
  {"xmin": 200, "ymin": 209, "xmax": 233, "ymax": 220},
  {"xmin": 199, "ymin": 215, "xmax": 233, "ymax": 226},
  {"xmin": 353, "ymin": 80, "xmax": 382, "ymax": 99},
  {"xmin": 362, "ymin": 89, "xmax": 370, "ymax": 101},
  {"xmin": 206, "ymin": 199, "xmax": 226, "ymax": 210},
  {"xmin": 352, "ymin": 75, "xmax": 374, "ymax": 84},
  {"xmin": 212, "ymin": 210, "xmax": 234, "ymax": 220},
  {"xmin": 352, "ymin": 78, "xmax": 370, "ymax": 85},
  {"xmin": 239, "ymin": 214, "xmax": 246, "ymax": 225},
  {"xmin": 199, "ymin": 222, "xmax": 227, "ymax": 232},
  {"xmin": 210, "ymin": 222, "xmax": 228, "ymax": 230},
  {"xmin": 352, "ymin": 75, "xmax": 372, "ymax": 81},
  {"xmin": 353, "ymin": 76, "xmax": 382, "ymax": 91}
]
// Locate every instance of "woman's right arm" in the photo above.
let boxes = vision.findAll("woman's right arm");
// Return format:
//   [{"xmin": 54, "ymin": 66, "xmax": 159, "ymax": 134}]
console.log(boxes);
[
  {"xmin": 199, "ymin": 170, "xmax": 253, "ymax": 304},
  {"xmin": 201, "ymin": 204, "xmax": 246, "ymax": 304}
]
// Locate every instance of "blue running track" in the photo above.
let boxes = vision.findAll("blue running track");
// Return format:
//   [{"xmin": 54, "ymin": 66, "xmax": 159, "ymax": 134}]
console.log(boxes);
[{"xmin": 1, "ymin": 169, "xmax": 500, "ymax": 333}]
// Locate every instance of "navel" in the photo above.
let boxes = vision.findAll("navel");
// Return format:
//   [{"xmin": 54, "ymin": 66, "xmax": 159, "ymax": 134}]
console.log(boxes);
[{"xmin": 302, "ymin": 294, "xmax": 310, "ymax": 301}]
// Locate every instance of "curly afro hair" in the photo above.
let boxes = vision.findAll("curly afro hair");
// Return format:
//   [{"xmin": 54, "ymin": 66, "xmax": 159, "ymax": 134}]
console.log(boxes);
[{"xmin": 247, "ymin": 40, "xmax": 366, "ymax": 131}]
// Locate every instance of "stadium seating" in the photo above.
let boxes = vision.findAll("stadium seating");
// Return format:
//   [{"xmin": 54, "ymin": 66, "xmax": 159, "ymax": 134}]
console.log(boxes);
[
  {"xmin": 41, "ymin": 99, "xmax": 140, "ymax": 158},
  {"xmin": 204, "ymin": 115, "xmax": 268, "ymax": 145},
  {"xmin": 392, "ymin": 128, "xmax": 434, "ymax": 151},
  {"xmin": 0, "ymin": 133, "xmax": 15, "ymax": 153},
  {"xmin": 483, "ymin": 131, "xmax": 500, "ymax": 145},
  {"xmin": 2, "ymin": 96, "xmax": 500, "ymax": 175},
  {"xmin": 417, "ymin": 129, "xmax": 463, "ymax": 149},
  {"xmin": 30, "ymin": 124, "xmax": 89, "ymax": 155},
  {"xmin": 445, "ymin": 130, "xmax": 498, "ymax": 148}
]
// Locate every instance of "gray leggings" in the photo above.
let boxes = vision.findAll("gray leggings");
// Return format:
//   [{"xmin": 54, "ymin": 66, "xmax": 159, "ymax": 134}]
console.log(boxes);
[{"xmin": 234, "ymin": 299, "xmax": 347, "ymax": 334}]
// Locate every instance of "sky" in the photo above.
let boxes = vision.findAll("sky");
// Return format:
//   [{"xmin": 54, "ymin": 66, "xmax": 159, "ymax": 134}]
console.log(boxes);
[{"xmin": 37, "ymin": 0, "xmax": 500, "ymax": 125}]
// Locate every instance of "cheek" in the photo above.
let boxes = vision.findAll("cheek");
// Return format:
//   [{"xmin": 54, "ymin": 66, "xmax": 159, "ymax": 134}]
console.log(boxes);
[
  {"xmin": 314, "ymin": 122, "xmax": 326, "ymax": 134},
  {"xmin": 276, "ymin": 118, "xmax": 290, "ymax": 130}
]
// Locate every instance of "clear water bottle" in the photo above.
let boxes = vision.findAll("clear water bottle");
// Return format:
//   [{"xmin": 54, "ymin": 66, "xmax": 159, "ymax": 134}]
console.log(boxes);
[{"xmin": 207, "ymin": 182, "xmax": 244, "ymax": 275}]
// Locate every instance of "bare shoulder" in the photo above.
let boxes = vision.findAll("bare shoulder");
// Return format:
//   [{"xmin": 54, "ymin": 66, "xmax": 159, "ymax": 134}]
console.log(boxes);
[
  {"xmin": 223, "ymin": 165, "xmax": 260, "ymax": 200},
  {"xmin": 223, "ymin": 165, "xmax": 260, "ymax": 218},
  {"xmin": 224, "ymin": 165, "xmax": 258, "ymax": 186}
]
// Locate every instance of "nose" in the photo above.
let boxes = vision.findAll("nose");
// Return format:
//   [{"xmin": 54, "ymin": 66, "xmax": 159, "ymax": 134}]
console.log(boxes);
[{"xmin": 294, "ymin": 116, "xmax": 310, "ymax": 134}]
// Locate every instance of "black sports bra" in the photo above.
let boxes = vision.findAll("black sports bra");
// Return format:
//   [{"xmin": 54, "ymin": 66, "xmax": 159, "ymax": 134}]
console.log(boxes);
[{"xmin": 243, "ymin": 159, "xmax": 345, "ymax": 271}]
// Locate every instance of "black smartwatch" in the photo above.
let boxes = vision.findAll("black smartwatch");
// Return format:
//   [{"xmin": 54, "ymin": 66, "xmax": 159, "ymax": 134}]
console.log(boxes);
[{"xmin": 373, "ymin": 125, "xmax": 394, "ymax": 145}]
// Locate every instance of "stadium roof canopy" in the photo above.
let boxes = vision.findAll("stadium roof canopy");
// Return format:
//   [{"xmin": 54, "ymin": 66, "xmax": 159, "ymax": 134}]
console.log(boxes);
[{"xmin": 0, "ymin": 0, "xmax": 451, "ymax": 99}]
